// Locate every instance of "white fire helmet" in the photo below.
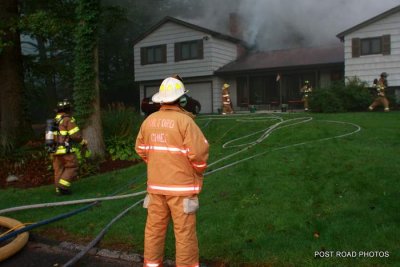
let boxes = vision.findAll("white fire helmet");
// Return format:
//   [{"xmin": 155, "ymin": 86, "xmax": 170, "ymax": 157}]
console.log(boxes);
[{"xmin": 152, "ymin": 77, "xmax": 188, "ymax": 103}]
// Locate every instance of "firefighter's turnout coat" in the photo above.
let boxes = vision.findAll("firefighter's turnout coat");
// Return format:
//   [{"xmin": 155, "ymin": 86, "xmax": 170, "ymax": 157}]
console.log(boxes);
[
  {"xmin": 135, "ymin": 104, "xmax": 209, "ymax": 267},
  {"xmin": 52, "ymin": 113, "xmax": 82, "ymax": 192}
]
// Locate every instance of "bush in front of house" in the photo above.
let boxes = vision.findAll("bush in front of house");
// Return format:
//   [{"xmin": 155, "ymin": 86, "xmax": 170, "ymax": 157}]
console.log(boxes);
[
  {"xmin": 309, "ymin": 83, "xmax": 345, "ymax": 113},
  {"xmin": 310, "ymin": 77, "xmax": 373, "ymax": 113},
  {"xmin": 102, "ymin": 103, "xmax": 143, "ymax": 161}
]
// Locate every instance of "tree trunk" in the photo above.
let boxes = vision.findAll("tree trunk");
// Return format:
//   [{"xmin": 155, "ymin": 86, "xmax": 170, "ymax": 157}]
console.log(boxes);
[
  {"xmin": 0, "ymin": 0, "xmax": 26, "ymax": 153},
  {"xmin": 36, "ymin": 36, "xmax": 57, "ymax": 117},
  {"xmin": 83, "ymin": 45, "xmax": 105, "ymax": 159}
]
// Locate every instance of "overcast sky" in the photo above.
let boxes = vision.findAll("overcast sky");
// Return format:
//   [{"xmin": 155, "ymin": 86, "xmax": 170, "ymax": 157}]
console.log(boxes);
[{"xmin": 176, "ymin": 0, "xmax": 399, "ymax": 50}]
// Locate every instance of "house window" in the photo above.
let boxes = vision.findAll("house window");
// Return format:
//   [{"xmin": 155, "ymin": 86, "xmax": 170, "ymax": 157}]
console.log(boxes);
[
  {"xmin": 140, "ymin": 45, "xmax": 166, "ymax": 65},
  {"xmin": 352, "ymin": 35, "xmax": 390, "ymax": 57},
  {"xmin": 361, "ymin": 38, "xmax": 381, "ymax": 55},
  {"xmin": 175, "ymin": 40, "xmax": 203, "ymax": 61}
]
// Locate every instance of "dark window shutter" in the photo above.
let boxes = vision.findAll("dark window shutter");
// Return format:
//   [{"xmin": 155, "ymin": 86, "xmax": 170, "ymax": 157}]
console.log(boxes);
[
  {"xmin": 352, "ymin": 38, "xmax": 360, "ymax": 58},
  {"xmin": 197, "ymin": 39, "xmax": 204, "ymax": 59},
  {"xmin": 140, "ymin": 47, "xmax": 146, "ymax": 65},
  {"xmin": 382, "ymin": 35, "xmax": 391, "ymax": 55},
  {"xmin": 174, "ymin": 43, "xmax": 181, "ymax": 62}
]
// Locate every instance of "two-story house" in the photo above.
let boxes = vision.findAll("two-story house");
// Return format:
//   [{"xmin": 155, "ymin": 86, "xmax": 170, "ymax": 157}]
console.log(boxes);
[
  {"xmin": 337, "ymin": 4, "xmax": 400, "ymax": 100},
  {"xmin": 133, "ymin": 16, "xmax": 246, "ymax": 114},
  {"xmin": 134, "ymin": 16, "xmax": 344, "ymax": 113}
]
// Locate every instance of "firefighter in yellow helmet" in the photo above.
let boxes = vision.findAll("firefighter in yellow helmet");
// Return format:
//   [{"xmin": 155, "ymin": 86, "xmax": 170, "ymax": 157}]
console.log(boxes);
[
  {"xmin": 300, "ymin": 80, "xmax": 313, "ymax": 111},
  {"xmin": 369, "ymin": 72, "xmax": 390, "ymax": 112},
  {"xmin": 51, "ymin": 99, "xmax": 87, "ymax": 195},
  {"xmin": 221, "ymin": 83, "xmax": 234, "ymax": 114},
  {"xmin": 135, "ymin": 76, "xmax": 209, "ymax": 267}
]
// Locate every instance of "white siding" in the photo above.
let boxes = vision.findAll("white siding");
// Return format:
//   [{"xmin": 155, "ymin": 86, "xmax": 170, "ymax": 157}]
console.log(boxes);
[
  {"xmin": 134, "ymin": 22, "xmax": 238, "ymax": 82},
  {"xmin": 343, "ymin": 12, "xmax": 400, "ymax": 87}
]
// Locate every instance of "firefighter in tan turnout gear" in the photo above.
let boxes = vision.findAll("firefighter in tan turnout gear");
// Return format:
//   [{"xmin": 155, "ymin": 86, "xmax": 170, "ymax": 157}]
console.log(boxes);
[
  {"xmin": 221, "ymin": 83, "xmax": 234, "ymax": 114},
  {"xmin": 300, "ymin": 80, "xmax": 312, "ymax": 111},
  {"xmin": 49, "ymin": 99, "xmax": 87, "ymax": 195},
  {"xmin": 369, "ymin": 72, "xmax": 390, "ymax": 112},
  {"xmin": 135, "ymin": 76, "xmax": 209, "ymax": 267}
]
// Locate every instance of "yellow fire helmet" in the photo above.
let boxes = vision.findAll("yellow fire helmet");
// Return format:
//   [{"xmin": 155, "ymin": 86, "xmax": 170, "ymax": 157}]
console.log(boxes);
[
  {"xmin": 222, "ymin": 83, "xmax": 230, "ymax": 90},
  {"xmin": 56, "ymin": 99, "xmax": 71, "ymax": 111},
  {"xmin": 152, "ymin": 77, "xmax": 188, "ymax": 103}
]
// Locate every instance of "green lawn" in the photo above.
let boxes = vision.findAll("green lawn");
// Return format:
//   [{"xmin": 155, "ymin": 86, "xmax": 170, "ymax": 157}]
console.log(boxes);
[{"xmin": 1, "ymin": 112, "xmax": 399, "ymax": 266}]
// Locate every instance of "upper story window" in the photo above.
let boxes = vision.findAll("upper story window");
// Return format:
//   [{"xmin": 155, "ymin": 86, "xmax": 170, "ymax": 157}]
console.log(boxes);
[
  {"xmin": 140, "ymin": 45, "xmax": 166, "ymax": 65},
  {"xmin": 361, "ymin": 37, "xmax": 381, "ymax": 55},
  {"xmin": 352, "ymin": 35, "xmax": 391, "ymax": 58},
  {"xmin": 175, "ymin": 39, "xmax": 203, "ymax": 61}
]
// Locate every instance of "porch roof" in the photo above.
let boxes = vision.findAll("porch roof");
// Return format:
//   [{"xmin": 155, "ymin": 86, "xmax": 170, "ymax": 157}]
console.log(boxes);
[{"xmin": 215, "ymin": 45, "xmax": 344, "ymax": 74}]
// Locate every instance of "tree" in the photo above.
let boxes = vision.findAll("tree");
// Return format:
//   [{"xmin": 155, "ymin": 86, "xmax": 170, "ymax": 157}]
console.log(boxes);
[
  {"xmin": 73, "ymin": 0, "xmax": 105, "ymax": 159},
  {"xmin": 0, "ymin": 0, "xmax": 29, "ymax": 154},
  {"xmin": 20, "ymin": 1, "xmax": 77, "ymax": 121}
]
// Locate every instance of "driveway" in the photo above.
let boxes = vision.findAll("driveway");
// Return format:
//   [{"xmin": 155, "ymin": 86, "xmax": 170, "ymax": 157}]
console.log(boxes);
[{"xmin": 1, "ymin": 234, "xmax": 143, "ymax": 267}]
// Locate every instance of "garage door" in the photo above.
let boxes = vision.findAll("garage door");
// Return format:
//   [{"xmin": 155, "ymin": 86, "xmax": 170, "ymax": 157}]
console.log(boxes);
[
  {"xmin": 185, "ymin": 82, "xmax": 212, "ymax": 114},
  {"xmin": 144, "ymin": 86, "xmax": 159, "ymax": 98}
]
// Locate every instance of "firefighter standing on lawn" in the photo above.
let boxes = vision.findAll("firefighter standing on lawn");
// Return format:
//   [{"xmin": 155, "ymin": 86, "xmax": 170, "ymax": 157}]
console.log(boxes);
[
  {"xmin": 222, "ymin": 83, "xmax": 234, "ymax": 114},
  {"xmin": 50, "ymin": 99, "xmax": 87, "ymax": 195},
  {"xmin": 135, "ymin": 76, "xmax": 209, "ymax": 267},
  {"xmin": 369, "ymin": 72, "xmax": 390, "ymax": 112},
  {"xmin": 300, "ymin": 80, "xmax": 313, "ymax": 111}
]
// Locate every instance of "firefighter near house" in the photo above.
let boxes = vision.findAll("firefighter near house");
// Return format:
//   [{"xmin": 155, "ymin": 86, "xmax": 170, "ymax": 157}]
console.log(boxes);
[
  {"xmin": 221, "ymin": 83, "xmax": 234, "ymax": 114},
  {"xmin": 45, "ymin": 99, "xmax": 88, "ymax": 195},
  {"xmin": 135, "ymin": 76, "xmax": 209, "ymax": 267},
  {"xmin": 300, "ymin": 80, "xmax": 312, "ymax": 111},
  {"xmin": 369, "ymin": 72, "xmax": 390, "ymax": 112}
]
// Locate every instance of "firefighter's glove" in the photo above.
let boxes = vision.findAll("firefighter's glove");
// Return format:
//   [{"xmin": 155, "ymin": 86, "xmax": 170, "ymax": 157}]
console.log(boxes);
[
  {"xmin": 80, "ymin": 139, "xmax": 88, "ymax": 146},
  {"xmin": 183, "ymin": 196, "xmax": 199, "ymax": 214},
  {"xmin": 143, "ymin": 194, "xmax": 150, "ymax": 209}
]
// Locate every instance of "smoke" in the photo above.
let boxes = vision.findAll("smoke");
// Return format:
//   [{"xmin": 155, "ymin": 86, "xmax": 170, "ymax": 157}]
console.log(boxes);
[{"xmin": 174, "ymin": 0, "xmax": 399, "ymax": 51}]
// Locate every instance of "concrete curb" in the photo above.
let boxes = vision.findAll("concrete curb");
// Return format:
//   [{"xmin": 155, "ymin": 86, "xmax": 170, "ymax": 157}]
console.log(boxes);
[{"xmin": 58, "ymin": 241, "xmax": 143, "ymax": 263}]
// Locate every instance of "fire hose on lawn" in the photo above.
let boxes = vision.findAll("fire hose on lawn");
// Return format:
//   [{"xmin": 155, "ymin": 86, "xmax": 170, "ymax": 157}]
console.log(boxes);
[{"xmin": 0, "ymin": 114, "xmax": 361, "ymax": 265}]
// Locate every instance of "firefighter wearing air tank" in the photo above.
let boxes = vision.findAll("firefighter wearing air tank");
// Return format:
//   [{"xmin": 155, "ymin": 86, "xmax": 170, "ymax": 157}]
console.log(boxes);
[
  {"xmin": 135, "ymin": 77, "xmax": 209, "ymax": 267},
  {"xmin": 369, "ymin": 72, "xmax": 390, "ymax": 112},
  {"xmin": 300, "ymin": 80, "xmax": 312, "ymax": 111},
  {"xmin": 47, "ymin": 99, "xmax": 87, "ymax": 195}
]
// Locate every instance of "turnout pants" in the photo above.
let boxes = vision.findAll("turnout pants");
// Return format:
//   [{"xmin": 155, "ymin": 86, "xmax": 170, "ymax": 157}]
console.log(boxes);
[
  {"xmin": 52, "ymin": 153, "xmax": 78, "ymax": 190},
  {"xmin": 222, "ymin": 104, "xmax": 233, "ymax": 114},
  {"xmin": 144, "ymin": 194, "xmax": 199, "ymax": 267},
  {"xmin": 302, "ymin": 96, "xmax": 309, "ymax": 110},
  {"xmin": 369, "ymin": 96, "xmax": 389, "ymax": 111}
]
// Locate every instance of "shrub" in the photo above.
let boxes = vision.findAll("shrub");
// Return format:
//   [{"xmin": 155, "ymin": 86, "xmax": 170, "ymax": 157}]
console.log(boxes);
[
  {"xmin": 102, "ymin": 103, "xmax": 143, "ymax": 161},
  {"xmin": 309, "ymin": 86, "xmax": 344, "ymax": 113},
  {"xmin": 337, "ymin": 77, "xmax": 372, "ymax": 111},
  {"xmin": 310, "ymin": 77, "xmax": 373, "ymax": 113}
]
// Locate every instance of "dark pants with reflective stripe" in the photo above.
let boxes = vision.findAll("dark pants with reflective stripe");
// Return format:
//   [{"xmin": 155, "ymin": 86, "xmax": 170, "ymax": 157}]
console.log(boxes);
[{"xmin": 53, "ymin": 153, "xmax": 78, "ymax": 190}]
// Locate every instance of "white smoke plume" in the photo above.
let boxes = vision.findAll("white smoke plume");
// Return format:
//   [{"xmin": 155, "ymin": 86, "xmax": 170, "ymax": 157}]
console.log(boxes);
[{"xmin": 174, "ymin": 0, "xmax": 399, "ymax": 51}]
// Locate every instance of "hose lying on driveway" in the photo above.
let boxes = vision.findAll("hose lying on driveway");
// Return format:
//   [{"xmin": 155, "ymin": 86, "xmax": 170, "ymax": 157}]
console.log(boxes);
[
  {"xmin": 63, "ymin": 198, "xmax": 144, "ymax": 267},
  {"xmin": 0, "ymin": 216, "xmax": 29, "ymax": 262}
]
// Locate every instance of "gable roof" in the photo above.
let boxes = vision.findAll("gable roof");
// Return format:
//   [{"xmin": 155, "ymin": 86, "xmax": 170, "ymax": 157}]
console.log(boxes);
[
  {"xmin": 133, "ymin": 16, "xmax": 246, "ymax": 46},
  {"xmin": 337, "ymin": 4, "xmax": 400, "ymax": 41},
  {"xmin": 215, "ymin": 45, "xmax": 344, "ymax": 74}
]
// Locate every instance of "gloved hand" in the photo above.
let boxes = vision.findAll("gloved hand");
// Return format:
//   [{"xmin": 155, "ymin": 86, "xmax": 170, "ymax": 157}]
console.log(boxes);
[{"xmin": 80, "ymin": 139, "xmax": 88, "ymax": 146}]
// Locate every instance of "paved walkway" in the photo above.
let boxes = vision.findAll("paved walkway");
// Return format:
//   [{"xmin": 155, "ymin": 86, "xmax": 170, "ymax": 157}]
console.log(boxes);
[{"xmin": 1, "ymin": 234, "xmax": 147, "ymax": 267}]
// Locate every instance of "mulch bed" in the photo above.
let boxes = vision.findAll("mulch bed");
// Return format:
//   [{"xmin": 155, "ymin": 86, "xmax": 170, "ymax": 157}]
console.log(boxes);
[{"xmin": 0, "ymin": 147, "xmax": 139, "ymax": 189}]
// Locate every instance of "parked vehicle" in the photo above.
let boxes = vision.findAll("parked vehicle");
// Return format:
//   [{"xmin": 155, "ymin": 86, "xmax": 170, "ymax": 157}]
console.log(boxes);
[{"xmin": 141, "ymin": 94, "xmax": 201, "ymax": 116}]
